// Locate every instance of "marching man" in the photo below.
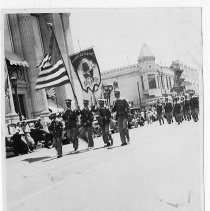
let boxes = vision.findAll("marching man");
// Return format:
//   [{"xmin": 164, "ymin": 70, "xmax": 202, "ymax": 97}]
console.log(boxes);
[
  {"xmin": 48, "ymin": 112, "xmax": 63, "ymax": 158},
  {"xmin": 62, "ymin": 99, "xmax": 80, "ymax": 151},
  {"xmin": 80, "ymin": 100, "xmax": 94, "ymax": 149},
  {"xmin": 112, "ymin": 90, "xmax": 130, "ymax": 146},
  {"xmin": 95, "ymin": 99, "xmax": 113, "ymax": 147}
]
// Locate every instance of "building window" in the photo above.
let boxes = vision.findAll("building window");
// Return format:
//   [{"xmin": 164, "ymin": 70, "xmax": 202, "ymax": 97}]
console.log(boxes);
[
  {"xmin": 141, "ymin": 75, "xmax": 145, "ymax": 90},
  {"xmin": 148, "ymin": 74, "xmax": 157, "ymax": 89}
]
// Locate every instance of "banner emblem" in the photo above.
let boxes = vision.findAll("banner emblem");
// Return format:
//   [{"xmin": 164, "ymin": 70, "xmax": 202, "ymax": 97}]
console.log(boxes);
[{"xmin": 69, "ymin": 48, "xmax": 101, "ymax": 92}]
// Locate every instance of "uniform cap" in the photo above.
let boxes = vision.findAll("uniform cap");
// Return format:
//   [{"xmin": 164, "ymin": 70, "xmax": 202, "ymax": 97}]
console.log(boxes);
[
  {"xmin": 83, "ymin": 99, "xmax": 89, "ymax": 104},
  {"xmin": 65, "ymin": 99, "xmax": 72, "ymax": 103},
  {"xmin": 114, "ymin": 90, "xmax": 120, "ymax": 94},
  {"xmin": 98, "ymin": 99, "xmax": 106, "ymax": 104},
  {"xmin": 50, "ymin": 112, "xmax": 56, "ymax": 118}
]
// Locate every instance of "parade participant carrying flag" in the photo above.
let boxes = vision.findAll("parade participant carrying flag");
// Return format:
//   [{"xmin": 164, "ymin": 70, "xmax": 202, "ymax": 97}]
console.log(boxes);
[{"xmin": 35, "ymin": 23, "xmax": 78, "ymax": 106}]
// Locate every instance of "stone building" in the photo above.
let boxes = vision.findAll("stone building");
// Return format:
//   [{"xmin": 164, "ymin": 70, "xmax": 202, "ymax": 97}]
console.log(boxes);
[
  {"xmin": 101, "ymin": 43, "xmax": 175, "ymax": 107},
  {"xmin": 4, "ymin": 13, "xmax": 83, "ymax": 132}
]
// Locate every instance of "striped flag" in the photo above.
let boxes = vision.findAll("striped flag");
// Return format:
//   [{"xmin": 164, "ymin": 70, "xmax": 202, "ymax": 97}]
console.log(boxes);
[
  {"xmin": 35, "ymin": 29, "xmax": 70, "ymax": 90},
  {"xmin": 46, "ymin": 87, "xmax": 56, "ymax": 100}
]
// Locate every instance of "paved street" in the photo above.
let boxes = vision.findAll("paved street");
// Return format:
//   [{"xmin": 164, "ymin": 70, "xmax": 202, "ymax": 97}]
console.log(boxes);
[{"xmin": 5, "ymin": 120, "xmax": 203, "ymax": 211}]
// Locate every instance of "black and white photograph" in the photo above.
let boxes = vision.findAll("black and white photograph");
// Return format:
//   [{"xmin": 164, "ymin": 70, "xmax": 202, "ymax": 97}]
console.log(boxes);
[{"xmin": 1, "ymin": 7, "xmax": 205, "ymax": 211}]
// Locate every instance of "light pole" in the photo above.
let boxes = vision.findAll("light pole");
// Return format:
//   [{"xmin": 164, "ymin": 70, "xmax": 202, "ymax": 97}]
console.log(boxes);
[
  {"xmin": 137, "ymin": 82, "xmax": 142, "ymax": 109},
  {"xmin": 10, "ymin": 76, "xmax": 22, "ymax": 121}
]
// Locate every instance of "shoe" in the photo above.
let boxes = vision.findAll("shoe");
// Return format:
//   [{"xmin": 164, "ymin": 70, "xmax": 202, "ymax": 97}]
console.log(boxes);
[
  {"xmin": 74, "ymin": 148, "xmax": 78, "ymax": 151},
  {"xmin": 104, "ymin": 142, "xmax": 111, "ymax": 147},
  {"xmin": 57, "ymin": 155, "xmax": 63, "ymax": 158},
  {"xmin": 121, "ymin": 143, "xmax": 127, "ymax": 146}
]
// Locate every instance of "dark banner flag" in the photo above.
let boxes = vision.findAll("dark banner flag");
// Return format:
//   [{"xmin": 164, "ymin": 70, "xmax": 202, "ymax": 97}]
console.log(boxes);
[{"xmin": 69, "ymin": 48, "xmax": 101, "ymax": 93}]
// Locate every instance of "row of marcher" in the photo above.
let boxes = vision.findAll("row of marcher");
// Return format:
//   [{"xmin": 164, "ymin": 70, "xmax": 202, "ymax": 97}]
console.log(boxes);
[
  {"xmin": 155, "ymin": 94, "xmax": 199, "ymax": 125},
  {"xmin": 7, "ymin": 90, "xmax": 199, "ymax": 158},
  {"xmin": 48, "ymin": 90, "xmax": 130, "ymax": 158}
]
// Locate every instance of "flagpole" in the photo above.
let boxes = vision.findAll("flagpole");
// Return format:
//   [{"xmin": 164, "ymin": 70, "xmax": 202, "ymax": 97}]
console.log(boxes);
[
  {"xmin": 54, "ymin": 88, "xmax": 59, "ymax": 112},
  {"xmin": 47, "ymin": 22, "xmax": 79, "ymax": 109}
]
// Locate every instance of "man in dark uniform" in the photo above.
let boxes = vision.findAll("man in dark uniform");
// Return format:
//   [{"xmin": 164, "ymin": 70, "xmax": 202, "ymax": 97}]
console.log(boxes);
[
  {"xmin": 112, "ymin": 90, "xmax": 130, "ymax": 146},
  {"xmin": 183, "ymin": 95, "xmax": 191, "ymax": 121},
  {"xmin": 80, "ymin": 100, "xmax": 94, "ymax": 149},
  {"xmin": 156, "ymin": 99, "xmax": 165, "ymax": 125},
  {"xmin": 48, "ymin": 113, "xmax": 63, "ymax": 158},
  {"xmin": 62, "ymin": 99, "xmax": 80, "ymax": 151},
  {"xmin": 190, "ymin": 94, "xmax": 199, "ymax": 122},
  {"xmin": 164, "ymin": 97, "xmax": 173, "ymax": 124},
  {"xmin": 96, "ymin": 99, "xmax": 113, "ymax": 147},
  {"xmin": 173, "ymin": 97, "xmax": 182, "ymax": 125}
]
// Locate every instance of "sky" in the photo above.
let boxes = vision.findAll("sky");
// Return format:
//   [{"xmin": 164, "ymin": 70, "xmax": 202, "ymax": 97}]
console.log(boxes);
[{"xmin": 70, "ymin": 8, "xmax": 202, "ymax": 72}]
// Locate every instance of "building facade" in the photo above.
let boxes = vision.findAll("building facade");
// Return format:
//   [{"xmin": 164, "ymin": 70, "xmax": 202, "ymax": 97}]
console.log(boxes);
[
  {"xmin": 101, "ymin": 43, "xmax": 175, "ymax": 107},
  {"xmin": 4, "ymin": 13, "xmax": 83, "ymax": 132}
]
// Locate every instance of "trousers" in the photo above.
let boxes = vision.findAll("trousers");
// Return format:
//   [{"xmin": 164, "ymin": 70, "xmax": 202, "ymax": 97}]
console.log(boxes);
[
  {"xmin": 165, "ymin": 112, "xmax": 172, "ymax": 124},
  {"xmin": 53, "ymin": 137, "xmax": 62, "ymax": 156},
  {"xmin": 117, "ymin": 117, "xmax": 129, "ymax": 144},
  {"xmin": 100, "ymin": 123, "xmax": 113, "ymax": 145},
  {"xmin": 157, "ymin": 114, "xmax": 164, "ymax": 125},
  {"xmin": 66, "ymin": 127, "xmax": 78, "ymax": 150},
  {"xmin": 80, "ymin": 126, "xmax": 94, "ymax": 147}
]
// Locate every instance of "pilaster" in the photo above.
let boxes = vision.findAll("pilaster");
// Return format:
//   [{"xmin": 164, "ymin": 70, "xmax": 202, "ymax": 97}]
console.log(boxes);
[{"xmin": 17, "ymin": 14, "xmax": 49, "ymax": 118}]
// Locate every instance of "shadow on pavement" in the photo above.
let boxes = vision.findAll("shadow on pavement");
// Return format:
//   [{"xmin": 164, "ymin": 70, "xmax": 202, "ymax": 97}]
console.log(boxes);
[
  {"xmin": 22, "ymin": 156, "xmax": 52, "ymax": 163},
  {"xmin": 106, "ymin": 145, "xmax": 122, "ymax": 150}
]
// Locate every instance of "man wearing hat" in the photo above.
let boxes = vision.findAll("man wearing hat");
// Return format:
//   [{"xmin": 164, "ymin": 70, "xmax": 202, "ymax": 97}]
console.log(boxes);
[
  {"xmin": 164, "ymin": 97, "xmax": 173, "ymax": 124},
  {"xmin": 112, "ymin": 90, "xmax": 130, "ymax": 146},
  {"xmin": 48, "ymin": 112, "xmax": 63, "ymax": 158},
  {"xmin": 190, "ymin": 94, "xmax": 199, "ymax": 122},
  {"xmin": 183, "ymin": 95, "xmax": 191, "ymax": 121},
  {"xmin": 80, "ymin": 100, "xmax": 94, "ymax": 149},
  {"xmin": 96, "ymin": 99, "xmax": 113, "ymax": 147},
  {"xmin": 173, "ymin": 97, "xmax": 182, "ymax": 125},
  {"xmin": 156, "ymin": 99, "xmax": 165, "ymax": 125},
  {"xmin": 62, "ymin": 99, "xmax": 80, "ymax": 151}
]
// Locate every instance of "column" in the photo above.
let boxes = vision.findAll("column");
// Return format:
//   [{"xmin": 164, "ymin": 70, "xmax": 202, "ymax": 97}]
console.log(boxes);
[
  {"xmin": 5, "ymin": 74, "xmax": 19, "ymax": 123},
  {"xmin": 17, "ymin": 14, "xmax": 49, "ymax": 118}
]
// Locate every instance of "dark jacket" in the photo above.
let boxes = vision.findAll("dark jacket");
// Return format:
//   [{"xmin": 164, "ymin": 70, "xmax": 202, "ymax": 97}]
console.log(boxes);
[
  {"xmin": 48, "ymin": 120, "xmax": 63, "ymax": 138},
  {"xmin": 62, "ymin": 109, "xmax": 80, "ymax": 128},
  {"xmin": 97, "ymin": 106, "xmax": 111, "ymax": 126},
  {"xmin": 164, "ymin": 102, "xmax": 173, "ymax": 113},
  {"xmin": 112, "ymin": 98, "xmax": 129, "ymax": 119},
  {"xmin": 190, "ymin": 97, "xmax": 199, "ymax": 109},
  {"xmin": 80, "ymin": 107, "xmax": 94, "ymax": 127},
  {"xmin": 173, "ymin": 102, "xmax": 182, "ymax": 114},
  {"xmin": 183, "ymin": 99, "xmax": 191, "ymax": 111},
  {"xmin": 156, "ymin": 104, "xmax": 163, "ymax": 115}
]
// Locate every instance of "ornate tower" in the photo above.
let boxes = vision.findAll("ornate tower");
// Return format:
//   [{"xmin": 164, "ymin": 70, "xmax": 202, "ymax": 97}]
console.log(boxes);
[{"xmin": 137, "ymin": 43, "xmax": 155, "ymax": 72}]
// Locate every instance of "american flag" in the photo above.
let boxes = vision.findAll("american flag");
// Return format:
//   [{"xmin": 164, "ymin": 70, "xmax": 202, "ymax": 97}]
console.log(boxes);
[
  {"xmin": 35, "ymin": 26, "xmax": 70, "ymax": 90},
  {"xmin": 46, "ymin": 87, "xmax": 56, "ymax": 100}
]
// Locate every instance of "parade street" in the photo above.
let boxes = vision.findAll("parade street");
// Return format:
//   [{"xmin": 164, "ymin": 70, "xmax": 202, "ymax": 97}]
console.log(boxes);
[{"xmin": 6, "ymin": 121, "xmax": 203, "ymax": 211}]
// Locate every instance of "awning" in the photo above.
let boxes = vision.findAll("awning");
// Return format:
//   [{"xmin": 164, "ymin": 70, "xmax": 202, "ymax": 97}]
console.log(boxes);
[{"xmin": 5, "ymin": 51, "xmax": 29, "ymax": 67}]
